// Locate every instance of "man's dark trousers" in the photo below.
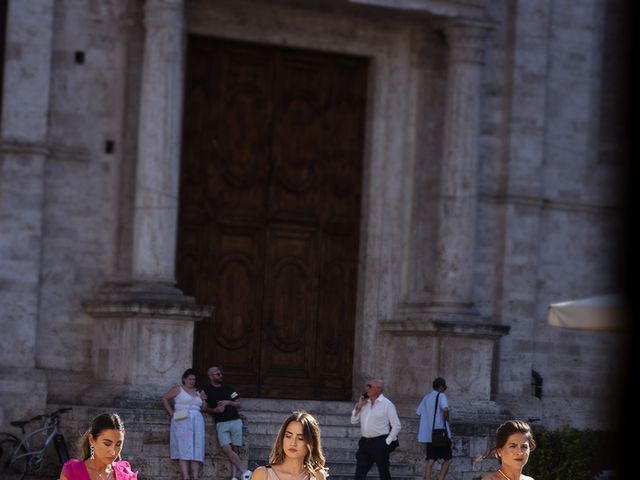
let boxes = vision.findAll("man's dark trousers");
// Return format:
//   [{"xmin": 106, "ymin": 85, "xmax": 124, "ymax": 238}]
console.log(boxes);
[{"xmin": 355, "ymin": 435, "xmax": 391, "ymax": 480}]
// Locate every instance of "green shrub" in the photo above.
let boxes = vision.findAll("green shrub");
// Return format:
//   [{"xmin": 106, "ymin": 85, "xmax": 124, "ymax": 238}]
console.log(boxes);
[{"xmin": 525, "ymin": 427, "xmax": 614, "ymax": 480}]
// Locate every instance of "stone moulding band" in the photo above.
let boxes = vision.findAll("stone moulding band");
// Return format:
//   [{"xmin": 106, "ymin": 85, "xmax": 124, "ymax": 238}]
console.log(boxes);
[{"xmin": 82, "ymin": 300, "xmax": 213, "ymax": 320}]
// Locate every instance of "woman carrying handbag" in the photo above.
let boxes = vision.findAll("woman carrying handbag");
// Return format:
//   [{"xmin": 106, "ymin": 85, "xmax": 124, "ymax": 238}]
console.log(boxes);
[{"xmin": 162, "ymin": 368, "xmax": 207, "ymax": 480}]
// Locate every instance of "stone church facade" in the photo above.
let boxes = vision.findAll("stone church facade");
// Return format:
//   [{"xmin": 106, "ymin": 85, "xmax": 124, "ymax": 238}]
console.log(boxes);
[{"xmin": 0, "ymin": 0, "xmax": 627, "ymax": 468}]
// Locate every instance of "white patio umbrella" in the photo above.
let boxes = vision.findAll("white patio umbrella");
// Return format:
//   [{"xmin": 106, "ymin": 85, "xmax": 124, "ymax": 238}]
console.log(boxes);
[{"xmin": 547, "ymin": 294, "xmax": 627, "ymax": 332}]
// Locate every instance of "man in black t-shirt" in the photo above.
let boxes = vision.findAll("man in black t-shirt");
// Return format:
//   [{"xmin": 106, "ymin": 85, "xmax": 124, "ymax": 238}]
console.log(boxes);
[{"xmin": 203, "ymin": 366, "xmax": 251, "ymax": 480}]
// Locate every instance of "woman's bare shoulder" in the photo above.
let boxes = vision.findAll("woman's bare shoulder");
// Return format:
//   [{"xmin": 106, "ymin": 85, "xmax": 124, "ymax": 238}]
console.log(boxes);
[
  {"xmin": 313, "ymin": 468, "xmax": 327, "ymax": 480},
  {"xmin": 251, "ymin": 466, "xmax": 269, "ymax": 480}
]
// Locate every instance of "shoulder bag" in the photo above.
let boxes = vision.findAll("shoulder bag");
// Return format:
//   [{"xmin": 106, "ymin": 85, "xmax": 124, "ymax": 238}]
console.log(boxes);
[
  {"xmin": 174, "ymin": 390, "xmax": 197, "ymax": 421},
  {"xmin": 431, "ymin": 392, "xmax": 449, "ymax": 447}
]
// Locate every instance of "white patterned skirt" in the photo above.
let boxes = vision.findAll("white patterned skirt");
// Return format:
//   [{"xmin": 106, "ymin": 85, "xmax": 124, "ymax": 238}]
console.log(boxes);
[{"xmin": 170, "ymin": 409, "xmax": 205, "ymax": 462}]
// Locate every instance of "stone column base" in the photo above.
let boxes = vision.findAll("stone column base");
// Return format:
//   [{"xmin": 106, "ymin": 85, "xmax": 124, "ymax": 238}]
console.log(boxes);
[
  {"xmin": 378, "ymin": 317, "xmax": 509, "ymax": 407},
  {"xmin": 80, "ymin": 283, "xmax": 213, "ymax": 406}
]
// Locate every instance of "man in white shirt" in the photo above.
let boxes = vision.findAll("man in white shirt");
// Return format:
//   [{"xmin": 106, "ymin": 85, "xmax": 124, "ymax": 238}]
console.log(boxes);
[{"xmin": 350, "ymin": 378, "xmax": 402, "ymax": 480}]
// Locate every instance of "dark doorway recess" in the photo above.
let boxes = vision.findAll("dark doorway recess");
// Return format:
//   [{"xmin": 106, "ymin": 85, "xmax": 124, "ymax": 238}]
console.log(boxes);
[{"xmin": 176, "ymin": 36, "xmax": 368, "ymax": 400}]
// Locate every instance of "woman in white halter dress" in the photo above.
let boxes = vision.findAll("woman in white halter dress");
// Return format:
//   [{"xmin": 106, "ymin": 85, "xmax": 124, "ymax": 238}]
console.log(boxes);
[{"xmin": 162, "ymin": 368, "xmax": 206, "ymax": 480}]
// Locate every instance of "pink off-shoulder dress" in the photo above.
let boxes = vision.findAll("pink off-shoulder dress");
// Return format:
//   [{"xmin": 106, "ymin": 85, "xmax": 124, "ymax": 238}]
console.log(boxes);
[{"xmin": 61, "ymin": 458, "xmax": 138, "ymax": 480}]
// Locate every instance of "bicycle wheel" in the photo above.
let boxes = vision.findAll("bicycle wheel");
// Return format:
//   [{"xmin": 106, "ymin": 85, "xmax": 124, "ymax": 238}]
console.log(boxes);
[{"xmin": 0, "ymin": 435, "xmax": 28, "ymax": 479}]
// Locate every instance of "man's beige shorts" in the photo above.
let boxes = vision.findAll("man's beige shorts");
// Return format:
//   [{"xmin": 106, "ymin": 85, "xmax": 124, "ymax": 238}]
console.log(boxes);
[{"xmin": 216, "ymin": 418, "xmax": 243, "ymax": 446}]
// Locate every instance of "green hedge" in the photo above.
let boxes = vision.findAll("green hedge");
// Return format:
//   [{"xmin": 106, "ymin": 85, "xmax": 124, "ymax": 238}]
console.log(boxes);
[{"xmin": 525, "ymin": 427, "xmax": 614, "ymax": 479}]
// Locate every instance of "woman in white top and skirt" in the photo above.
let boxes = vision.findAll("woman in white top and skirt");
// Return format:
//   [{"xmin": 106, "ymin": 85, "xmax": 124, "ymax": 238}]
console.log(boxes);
[{"xmin": 162, "ymin": 368, "xmax": 207, "ymax": 480}]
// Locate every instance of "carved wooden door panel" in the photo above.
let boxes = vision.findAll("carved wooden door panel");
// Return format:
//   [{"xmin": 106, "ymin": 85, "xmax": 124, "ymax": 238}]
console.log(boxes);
[{"xmin": 177, "ymin": 36, "xmax": 367, "ymax": 400}]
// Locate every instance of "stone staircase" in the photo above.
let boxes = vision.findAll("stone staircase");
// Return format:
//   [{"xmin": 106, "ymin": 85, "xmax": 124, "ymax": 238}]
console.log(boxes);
[
  {"xmin": 241, "ymin": 398, "xmax": 419, "ymax": 480},
  {"xmin": 3, "ymin": 399, "xmax": 510, "ymax": 479}
]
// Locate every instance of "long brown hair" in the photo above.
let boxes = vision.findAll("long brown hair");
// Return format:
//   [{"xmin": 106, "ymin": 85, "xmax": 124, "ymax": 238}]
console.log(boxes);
[
  {"xmin": 79, "ymin": 412, "xmax": 125, "ymax": 460},
  {"xmin": 268, "ymin": 411, "xmax": 327, "ymax": 477}
]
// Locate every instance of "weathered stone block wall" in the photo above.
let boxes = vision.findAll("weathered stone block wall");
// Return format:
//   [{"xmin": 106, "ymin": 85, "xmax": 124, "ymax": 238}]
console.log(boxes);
[
  {"xmin": 0, "ymin": 0, "xmax": 627, "ymax": 436},
  {"xmin": 0, "ymin": 0, "xmax": 56, "ymax": 427},
  {"xmin": 474, "ymin": 0, "xmax": 625, "ymax": 429},
  {"xmin": 35, "ymin": 0, "xmax": 143, "ymax": 374}
]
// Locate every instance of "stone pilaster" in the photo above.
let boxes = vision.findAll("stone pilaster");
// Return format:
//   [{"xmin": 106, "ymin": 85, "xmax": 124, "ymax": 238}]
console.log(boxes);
[
  {"xmin": 0, "ymin": 0, "xmax": 55, "ymax": 426},
  {"xmin": 82, "ymin": 0, "xmax": 212, "ymax": 403},
  {"xmin": 432, "ymin": 20, "xmax": 491, "ymax": 311},
  {"xmin": 133, "ymin": 0, "xmax": 185, "ymax": 285},
  {"xmin": 380, "ymin": 19, "xmax": 505, "ymax": 405}
]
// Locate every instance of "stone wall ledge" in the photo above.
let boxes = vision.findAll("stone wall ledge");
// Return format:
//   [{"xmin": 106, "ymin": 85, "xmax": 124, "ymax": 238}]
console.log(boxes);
[
  {"xmin": 82, "ymin": 281, "xmax": 213, "ymax": 319},
  {"xmin": 82, "ymin": 301, "xmax": 212, "ymax": 319},
  {"xmin": 344, "ymin": 0, "xmax": 491, "ymax": 21},
  {"xmin": 380, "ymin": 318, "xmax": 510, "ymax": 339}
]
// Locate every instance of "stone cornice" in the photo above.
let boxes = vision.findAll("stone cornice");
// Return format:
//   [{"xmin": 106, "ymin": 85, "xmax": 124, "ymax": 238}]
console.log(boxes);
[
  {"xmin": 50, "ymin": 143, "xmax": 91, "ymax": 162},
  {"xmin": 346, "ymin": 0, "xmax": 489, "ymax": 20},
  {"xmin": 144, "ymin": 0, "xmax": 184, "ymax": 29},
  {"xmin": 380, "ymin": 318, "xmax": 510, "ymax": 339},
  {"xmin": 443, "ymin": 19, "xmax": 493, "ymax": 64},
  {"xmin": 83, "ymin": 300, "xmax": 212, "ymax": 320},
  {"xmin": 479, "ymin": 191, "xmax": 623, "ymax": 214},
  {"xmin": 0, "ymin": 140, "xmax": 50, "ymax": 156},
  {"xmin": 0, "ymin": 140, "xmax": 91, "ymax": 162},
  {"xmin": 82, "ymin": 281, "xmax": 213, "ymax": 319}
]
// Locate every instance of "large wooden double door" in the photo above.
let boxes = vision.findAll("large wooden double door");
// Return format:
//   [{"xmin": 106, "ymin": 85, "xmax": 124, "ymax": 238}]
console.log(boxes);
[{"xmin": 176, "ymin": 36, "xmax": 368, "ymax": 400}]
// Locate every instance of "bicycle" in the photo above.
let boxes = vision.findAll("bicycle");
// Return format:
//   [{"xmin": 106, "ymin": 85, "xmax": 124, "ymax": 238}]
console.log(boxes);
[{"xmin": 0, "ymin": 407, "xmax": 72, "ymax": 479}]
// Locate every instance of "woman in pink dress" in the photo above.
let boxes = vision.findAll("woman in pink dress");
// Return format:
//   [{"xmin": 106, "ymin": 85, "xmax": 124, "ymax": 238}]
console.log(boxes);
[{"xmin": 59, "ymin": 412, "xmax": 137, "ymax": 480}]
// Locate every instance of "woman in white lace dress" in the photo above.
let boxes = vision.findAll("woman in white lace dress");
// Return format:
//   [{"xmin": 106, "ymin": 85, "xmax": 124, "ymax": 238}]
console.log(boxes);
[{"xmin": 162, "ymin": 368, "xmax": 207, "ymax": 480}]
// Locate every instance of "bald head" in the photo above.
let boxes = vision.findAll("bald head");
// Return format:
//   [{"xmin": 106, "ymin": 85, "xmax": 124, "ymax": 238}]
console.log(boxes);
[
  {"xmin": 369, "ymin": 378, "xmax": 384, "ymax": 389},
  {"xmin": 365, "ymin": 378, "xmax": 384, "ymax": 400}
]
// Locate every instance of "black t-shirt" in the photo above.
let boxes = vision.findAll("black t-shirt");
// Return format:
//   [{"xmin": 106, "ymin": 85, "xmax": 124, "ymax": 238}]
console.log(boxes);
[{"xmin": 203, "ymin": 384, "xmax": 241, "ymax": 423}]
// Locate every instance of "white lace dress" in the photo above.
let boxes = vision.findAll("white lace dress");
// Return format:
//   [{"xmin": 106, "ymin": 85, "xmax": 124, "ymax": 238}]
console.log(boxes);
[{"xmin": 170, "ymin": 386, "xmax": 205, "ymax": 462}]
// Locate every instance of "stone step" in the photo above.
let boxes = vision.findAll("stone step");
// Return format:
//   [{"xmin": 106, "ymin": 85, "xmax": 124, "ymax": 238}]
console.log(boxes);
[
  {"xmin": 249, "ymin": 446, "xmax": 390, "ymax": 462},
  {"xmin": 247, "ymin": 440, "xmax": 418, "ymax": 463},
  {"xmin": 245, "ymin": 433, "xmax": 361, "ymax": 450},
  {"xmin": 240, "ymin": 397, "xmax": 511, "ymax": 424},
  {"xmin": 240, "ymin": 400, "xmax": 420, "ymax": 480},
  {"xmin": 240, "ymin": 398, "xmax": 355, "ymax": 415},
  {"xmin": 325, "ymin": 460, "xmax": 415, "ymax": 476},
  {"xmin": 247, "ymin": 446, "xmax": 414, "ymax": 471},
  {"xmin": 36, "ymin": 400, "xmax": 502, "ymax": 480},
  {"xmin": 246, "ymin": 461, "xmax": 415, "ymax": 477},
  {"xmin": 242, "ymin": 407, "xmax": 508, "ymax": 437},
  {"xmin": 245, "ymin": 420, "xmax": 361, "ymax": 439}
]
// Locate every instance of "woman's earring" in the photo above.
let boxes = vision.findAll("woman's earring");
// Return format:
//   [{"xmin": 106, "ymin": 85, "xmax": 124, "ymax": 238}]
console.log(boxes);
[{"xmin": 90, "ymin": 444, "xmax": 95, "ymax": 459}]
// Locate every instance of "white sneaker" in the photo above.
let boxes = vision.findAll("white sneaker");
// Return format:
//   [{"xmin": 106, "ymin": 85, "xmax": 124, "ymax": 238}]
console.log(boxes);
[{"xmin": 242, "ymin": 470, "xmax": 252, "ymax": 480}]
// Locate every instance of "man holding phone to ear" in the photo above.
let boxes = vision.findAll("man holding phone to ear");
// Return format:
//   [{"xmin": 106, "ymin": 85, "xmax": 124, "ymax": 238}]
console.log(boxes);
[{"xmin": 350, "ymin": 378, "xmax": 402, "ymax": 480}]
